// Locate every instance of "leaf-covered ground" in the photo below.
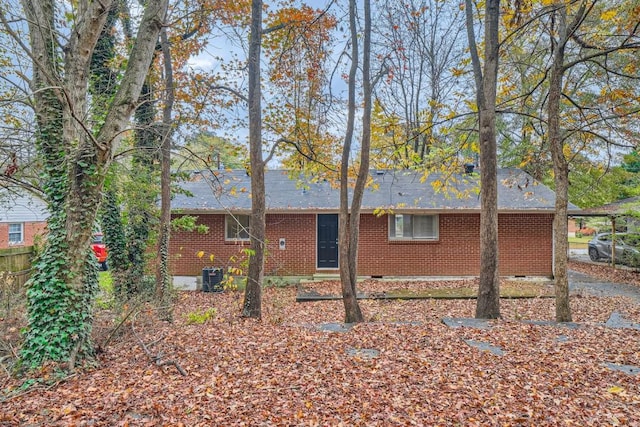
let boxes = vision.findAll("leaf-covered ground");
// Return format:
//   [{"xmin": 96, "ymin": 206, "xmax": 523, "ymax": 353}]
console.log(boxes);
[{"xmin": 2, "ymin": 264, "xmax": 640, "ymax": 426}]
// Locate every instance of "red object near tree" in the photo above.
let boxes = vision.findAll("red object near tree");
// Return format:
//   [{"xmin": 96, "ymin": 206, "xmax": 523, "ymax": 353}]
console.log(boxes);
[{"xmin": 91, "ymin": 233, "xmax": 108, "ymax": 271}]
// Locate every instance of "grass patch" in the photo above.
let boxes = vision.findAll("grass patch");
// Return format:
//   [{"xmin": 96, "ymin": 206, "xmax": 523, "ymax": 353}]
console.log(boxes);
[
  {"xmin": 98, "ymin": 271, "xmax": 113, "ymax": 293},
  {"xmin": 96, "ymin": 271, "xmax": 114, "ymax": 309}
]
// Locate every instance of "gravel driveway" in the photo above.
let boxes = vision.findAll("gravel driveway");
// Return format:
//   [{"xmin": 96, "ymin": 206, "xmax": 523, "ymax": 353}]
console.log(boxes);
[
  {"xmin": 569, "ymin": 269, "xmax": 640, "ymax": 303},
  {"xmin": 569, "ymin": 248, "xmax": 640, "ymax": 303}
]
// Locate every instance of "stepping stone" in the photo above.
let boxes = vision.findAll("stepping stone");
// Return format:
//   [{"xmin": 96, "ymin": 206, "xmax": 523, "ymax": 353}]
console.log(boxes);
[
  {"xmin": 346, "ymin": 347, "xmax": 380, "ymax": 359},
  {"xmin": 523, "ymin": 320, "xmax": 583, "ymax": 329},
  {"xmin": 604, "ymin": 362, "xmax": 640, "ymax": 376},
  {"xmin": 318, "ymin": 323, "xmax": 354, "ymax": 333},
  {"xmin": 442, "ymin": 317, "xmax": 493, "ymax": 329},
  {"xmin": 463, "ymin": 339, "xmax": 505, "ymax": 356},
  {"xmin": 605, "ymin": 312, "xmax": 640, "ymax": 330}
]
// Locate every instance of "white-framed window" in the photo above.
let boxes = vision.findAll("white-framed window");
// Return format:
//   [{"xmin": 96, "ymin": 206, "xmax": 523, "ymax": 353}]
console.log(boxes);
[
  {"xmin": 8, "ymin": 223, "xmax": 24, "ymax": 244},
  {"xmin": 225, "ymin": 214, "xmax": 250, "ymax": 241},
  {"xmin": 388, "ymin": 214, "xmax": 438, "ymax": 240}
]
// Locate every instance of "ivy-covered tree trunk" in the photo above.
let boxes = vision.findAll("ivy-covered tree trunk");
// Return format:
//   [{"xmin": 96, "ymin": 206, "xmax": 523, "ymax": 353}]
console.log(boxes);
[
  {"xmin": 19, "ymin": 0, "xmax": 111, "ymax": 369},
  {"xmin": 18, "ymin": 0, "xmax": 168, "ymax": 369},
  {"xmin": 24, "ymin": 83, "xmax": 98, "ymax": 368},
  {"xmin": 100, "ymin": 189, "xmax": 129, "ymax": 297},
  {"xmin": 125, "ymin": 80, "xmax": 160, "ymax": 295},
  {"xmin": 90, "ymin": 2, "xmax": 130, "ymax": 298},
  {"xmin": 156, "ymin": 28, "xmax": 175, "ymax": 321}
]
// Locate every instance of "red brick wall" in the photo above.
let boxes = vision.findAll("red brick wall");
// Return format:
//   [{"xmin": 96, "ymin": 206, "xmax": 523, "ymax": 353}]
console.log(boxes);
[
  {"xmin": 169, "ymin": 213, "xmax": 554, "ymax": 277},
  {"xmin": 0, "ymin": 222, "xmax": 47, "ymax": 249},
  {"xmin": 357, "ymin": 213, "xmax": 481, "ymax": 276},
  {"xmin": 497, "ymin": 214, "xmax": 553, "ymax": 276},
  {"xmin": 170, "ymin": 214, "xmax": 318, "ymax": 277},
  {"xmin": 357, "ymin": 213, "xmax": 552, "ymax": 276}
]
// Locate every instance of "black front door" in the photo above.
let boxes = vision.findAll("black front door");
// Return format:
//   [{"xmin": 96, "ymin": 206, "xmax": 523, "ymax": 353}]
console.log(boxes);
[{"xmin": 317, "ymin": 214, "xmax": 339, "ymax": 269}]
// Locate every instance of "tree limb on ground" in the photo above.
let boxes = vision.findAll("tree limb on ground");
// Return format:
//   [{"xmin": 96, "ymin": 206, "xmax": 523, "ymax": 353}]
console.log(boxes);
[{"xmin": 131, "ymin": 313, "xmax": 187, "ymax": 376}]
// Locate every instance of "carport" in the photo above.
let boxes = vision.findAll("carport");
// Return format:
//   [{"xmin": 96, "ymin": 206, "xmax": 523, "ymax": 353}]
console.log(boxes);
[{"xmin": 572, "ymin": 196, "xmax": 640, "ymax": 268}]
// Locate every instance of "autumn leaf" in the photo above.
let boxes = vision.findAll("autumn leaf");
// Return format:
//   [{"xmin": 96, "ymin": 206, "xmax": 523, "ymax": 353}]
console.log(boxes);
[
  {"xmin": 607, "ymin": 385, "xmax": 624, "ymax": 394},
  {"xmin": 600, "ymin": 9, "xmax": 617, "ymax": 20}
]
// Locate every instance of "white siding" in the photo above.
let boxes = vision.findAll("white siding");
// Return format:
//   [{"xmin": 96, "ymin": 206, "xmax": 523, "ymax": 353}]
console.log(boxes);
[{"xmin": 0, "ymin": 191, "xmax": 49, "ymax": 223}]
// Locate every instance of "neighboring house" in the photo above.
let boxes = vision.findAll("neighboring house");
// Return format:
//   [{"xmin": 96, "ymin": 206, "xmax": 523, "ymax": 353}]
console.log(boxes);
[
  {"xmin": 579, "ymin": 196, "xmax": 640, "ymax": 232},
  {"xmin": 0, "ymin": 189, "xmax": 48, "ymax": 249},
  {"xmin": 170, "ymin": 168, "xmax": 581, "ymax": 280}
]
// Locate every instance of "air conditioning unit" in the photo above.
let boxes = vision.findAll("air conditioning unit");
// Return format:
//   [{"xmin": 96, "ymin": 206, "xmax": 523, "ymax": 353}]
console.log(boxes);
[{"xmin": 202, "ymin": 267, "xmax": 223, "ymax": 292}]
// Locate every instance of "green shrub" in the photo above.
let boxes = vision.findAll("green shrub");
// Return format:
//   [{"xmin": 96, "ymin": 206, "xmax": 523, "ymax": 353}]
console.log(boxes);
[{"xmin": 185, "ymin": 307, "xmax": 217, "ymax": 325}]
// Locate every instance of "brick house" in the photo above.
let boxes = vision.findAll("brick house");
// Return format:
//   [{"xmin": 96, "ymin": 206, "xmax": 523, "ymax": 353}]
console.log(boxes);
[
  {"xmin": 0, "ymin": 189, "xmax": 48, "ymax": 249},
  {"xmin": 170, "ymin": 168, "xmax": 579, "ymax": 281}
]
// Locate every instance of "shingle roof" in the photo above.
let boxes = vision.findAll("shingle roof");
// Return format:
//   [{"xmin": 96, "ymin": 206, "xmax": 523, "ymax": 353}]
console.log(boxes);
[
  {"xmin": 579, "ymin": 196, "xmax": 640, "ymax": 216},
  {"xmin": 172, "ymin": 168, "xmax": 580, "ymax": 214}
]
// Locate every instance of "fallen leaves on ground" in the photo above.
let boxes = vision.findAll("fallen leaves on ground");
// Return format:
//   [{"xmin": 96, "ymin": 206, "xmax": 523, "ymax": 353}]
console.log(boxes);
[
  {"xmin": 2, "ymin": 269, "xmax": 640, "ymax": 426},
  {"xmin": 300, "ymin": 277, "xmax": 555, "ymax": 299}
]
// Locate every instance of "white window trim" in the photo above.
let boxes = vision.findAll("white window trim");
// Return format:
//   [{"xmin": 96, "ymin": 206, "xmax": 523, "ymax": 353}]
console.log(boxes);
[
  {"xmin": 388, "ymin": 214, "xmax": 439, "ymax": 241},
  {"xmin": 225, "ymin": 214, "xmax": 250, "ymax": 241},
  {"xmin": 8, "ymin": 222, "xmax": 24, "ymax": 245}
]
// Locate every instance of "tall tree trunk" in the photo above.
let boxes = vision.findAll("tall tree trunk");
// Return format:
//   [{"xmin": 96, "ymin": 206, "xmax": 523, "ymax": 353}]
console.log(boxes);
[
  {"xmin": 466, "ymin": 0, "xmax": 501, "ymax": 319},
  {"xmin": 90, "ymin": 2, "xmax": 128, "ymax": 297},
  {"xmin": 242, "ymin": 0, "xmax": 265, "ymax": 319},
  {"xmin": 338, "ymin": 0, "xmax": 365, "ymax": 324},
  {"xmin": 20, "ymin": 0, "xmax": 110, "ymax": 369},
  {"xmin": 548, "ymin": 4, "xmax": 572, "ymax": 322},
  {"xmin": 126, "ymin": 80, "xmax": 160, "ymax": 295},
  {"xmin": 156, "ymin": 28, "xmax": 174, "ymax": 321},
  {"xmin": 18, "ymin": 0, "xmax": 168, "ymax": 368}
]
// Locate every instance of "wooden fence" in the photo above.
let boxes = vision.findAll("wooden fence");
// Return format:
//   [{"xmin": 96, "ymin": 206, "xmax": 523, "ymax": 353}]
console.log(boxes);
[{"xmin": 0, "ymin": 246, "xmax": 34, "ymax": 287}]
